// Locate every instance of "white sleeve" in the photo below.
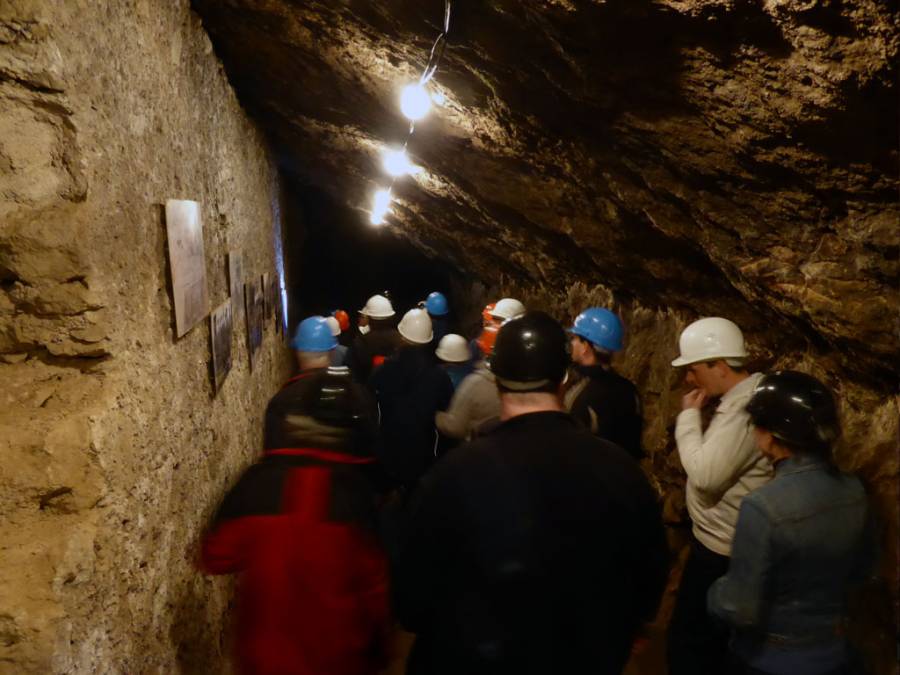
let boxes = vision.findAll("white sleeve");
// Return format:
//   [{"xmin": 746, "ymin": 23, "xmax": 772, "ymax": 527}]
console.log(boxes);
[{"xmin": 675, "ymin": 405, "xmax": 756, "ymax": 502}]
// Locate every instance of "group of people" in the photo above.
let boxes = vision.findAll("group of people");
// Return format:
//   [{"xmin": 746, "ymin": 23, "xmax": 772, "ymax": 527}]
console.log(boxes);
[{"xmin": 200, "ymin": 291, "xmax": 875, "ymax": 675}]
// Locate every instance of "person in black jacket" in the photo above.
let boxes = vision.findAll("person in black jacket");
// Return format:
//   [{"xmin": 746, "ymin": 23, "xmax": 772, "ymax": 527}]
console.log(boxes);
[
  {"xmin": 564, "ymin": 306, "xmax": 644, "ymax": 460},
  {"xmin": 371, "ymin": 308, "xmax": 454, "ymax": 489},
  {"xmin": 393, "ymin": 312, "xmax": 669, "ymax": 675},
  {"xmin": 346, "ymin": 294, "xmax": 402, "ymax": 383}
]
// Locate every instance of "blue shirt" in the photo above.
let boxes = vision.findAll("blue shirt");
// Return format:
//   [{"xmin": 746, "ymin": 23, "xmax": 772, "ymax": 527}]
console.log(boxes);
[
  {"xmin": 707, "ymin": 453, "xmax": 873, "ymax": 674},
  {"xmin": 443, "ymin": 362, "xmax": 474, "ymax": 391}
]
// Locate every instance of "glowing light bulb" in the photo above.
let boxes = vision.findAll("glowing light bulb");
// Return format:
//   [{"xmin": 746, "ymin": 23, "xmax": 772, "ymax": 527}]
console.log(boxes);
[
  {"xmin": 370, "ymin": 188, "xmax": 392, "ymax": 225},
  {"xmin": 382, "ymin": 148, "xmax": 421, "ymax": 177},
  {"xmin": 400, "ymin": 83, "xmax": 432, "ymax": 121}
]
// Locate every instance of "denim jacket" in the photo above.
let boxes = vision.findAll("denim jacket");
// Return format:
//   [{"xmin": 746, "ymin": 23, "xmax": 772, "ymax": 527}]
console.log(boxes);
[{"xmin": 707, "ymin": 453, "xmax": 873, "ymax": 671}]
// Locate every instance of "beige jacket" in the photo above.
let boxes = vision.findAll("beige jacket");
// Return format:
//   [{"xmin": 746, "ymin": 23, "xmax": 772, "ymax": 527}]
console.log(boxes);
[
  {"xmin": 435, "ymin": 363, "xmax": 501, "ymax": 441},
  {"xmin": 675, "ymin": 372, "xmax": 773, "ymax": 556}
]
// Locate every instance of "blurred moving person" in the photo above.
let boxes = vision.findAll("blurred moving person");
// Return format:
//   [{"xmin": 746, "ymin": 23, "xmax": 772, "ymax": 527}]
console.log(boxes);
[
  {"xmin": 332, "ymin": 309, "xmax": 352, "ymax": 346},
  {"xmin": 424, "ymin": 291, "xmax": 452, "ymax": 345},
  {"xmin": 434, "ymin": 334, "xmax": 474, "ymax": 390},
  {"xmin": 435, "ymin": 332, "xmax": 501, "ymax": 442},
  {"xmin": 324, "ymin": 315, "xmax": 349, "ymax": 368},
  {"xmin": 347, "ymin": 294, "xmax": 401, "ymax": 383},
  {"xmin": 200, "ymin": 366, "xmax": 389, "ymax": 675},
  {"xmin": 371, "ymin": 308, "xmax": 453, "ymax": 490}
]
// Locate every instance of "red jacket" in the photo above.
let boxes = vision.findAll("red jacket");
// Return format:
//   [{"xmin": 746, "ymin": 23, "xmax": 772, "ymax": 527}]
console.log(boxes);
[{"xmin": 201, "ymin": 448, "xmax": 389, "ymax": 675}]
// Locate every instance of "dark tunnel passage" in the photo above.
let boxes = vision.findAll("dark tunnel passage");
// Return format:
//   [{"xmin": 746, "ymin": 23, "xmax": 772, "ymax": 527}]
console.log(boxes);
[{"xmin": 284, "ymin": 184, "xmax": 478, "ymax": 337}]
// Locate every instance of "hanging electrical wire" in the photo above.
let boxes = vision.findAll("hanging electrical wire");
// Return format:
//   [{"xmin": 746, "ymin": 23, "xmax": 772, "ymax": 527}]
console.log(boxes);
[{"xmin": 370, "ymin": 0, "xmax": 452, "ymax": 226}]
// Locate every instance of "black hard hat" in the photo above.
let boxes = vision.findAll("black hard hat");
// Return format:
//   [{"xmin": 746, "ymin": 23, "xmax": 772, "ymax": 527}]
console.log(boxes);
[
  {"xmin": 276, "ymin": 366, "xmax": 376, "ymax": 453},
  {"xmin": 746, "ymin": 370, "xmax": 840, "ymax": 450},
  {"xmin": 489, "ymin": 311, "xmax": 569, "ymax": 391}
]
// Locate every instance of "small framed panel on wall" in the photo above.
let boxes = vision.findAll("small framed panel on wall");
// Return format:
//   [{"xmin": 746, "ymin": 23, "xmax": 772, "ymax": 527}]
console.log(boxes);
[
  {"xmin": 210, "ymin": 299, "xmax": 233, "ymax": 392},
  {"xmin": 165, "ymin": 199, "xmax": 210, "ymax": 338},
  {"xmin": 228, "ymin": 251, "xmax": 243, "ymax": 323},
  {"xmin": 245, "ymin": 278, "xmax": 264, "ymax": 371},
  {"xmin": 261, "ymin": 273, "xmax": 272, "ymax": 320}
]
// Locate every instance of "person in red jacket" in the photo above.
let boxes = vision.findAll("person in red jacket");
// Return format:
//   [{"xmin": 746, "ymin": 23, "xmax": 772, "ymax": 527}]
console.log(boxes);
[{"xmin": 201, "ymin": 366, "xmax": 389, "ymax": 675}]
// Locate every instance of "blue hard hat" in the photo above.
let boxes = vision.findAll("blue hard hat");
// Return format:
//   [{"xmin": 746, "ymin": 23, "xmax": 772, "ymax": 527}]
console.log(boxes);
[
  {"xmin": 290, "ymin": 316, "xmax": 338, "ymax": 352},
  {"xmin": 425, "ymin": 291, "xmax": 449, "ymax": 316},
  {"xmin": 569, "ymin": 307, "xmax": 624, "ymax": 352}
]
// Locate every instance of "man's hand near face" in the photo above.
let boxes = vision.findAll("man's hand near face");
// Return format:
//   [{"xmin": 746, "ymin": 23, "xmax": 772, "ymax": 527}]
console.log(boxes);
[{"xmin": 682, "ymin": 388, "xmax": 707, "ymax": 411}]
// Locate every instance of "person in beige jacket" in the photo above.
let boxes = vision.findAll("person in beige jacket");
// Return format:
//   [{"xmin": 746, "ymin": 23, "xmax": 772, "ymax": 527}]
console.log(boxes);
[
  {"xmin": 435, "ymin": 358, "xmax": 501, "ymax": 441},
  {"xmin": 666, "ymin": 317, "xmax": 773, "ymax": 675}
]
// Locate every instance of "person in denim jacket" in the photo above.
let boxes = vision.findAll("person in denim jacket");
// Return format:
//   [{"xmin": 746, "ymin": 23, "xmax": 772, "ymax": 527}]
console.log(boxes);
[{"xmin": 708, "ymin": 371, "xmax": 874, "ymax": 675}]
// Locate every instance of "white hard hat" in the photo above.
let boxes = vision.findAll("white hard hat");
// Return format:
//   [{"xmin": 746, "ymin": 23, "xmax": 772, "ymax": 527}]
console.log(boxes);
[
  {"xmin": 360, "ymin": 294, "xmax": 395, "ymax": 319},
  {"xmin": 491, "ymin": 298, "xmax": 525, "ymax": 320},
  {"xmin": 324, "ymin": 316, "xmax": 341, "ymax": 337},
  {"xmin": 435, "ymin": 334, "xmax": 470, "ymax": 363},
  {"xmin": 671, "ymin": 317, "xmax": 748, "ymax": 367},
  {"xmin": 398, "ymin": 308, "xmax": 433, "ymax": 344}
]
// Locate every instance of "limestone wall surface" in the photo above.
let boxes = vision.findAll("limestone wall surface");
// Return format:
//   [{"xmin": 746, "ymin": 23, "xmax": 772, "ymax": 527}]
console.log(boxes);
[{"xmin": 0, "ymin": 1, "xmax": 292, "ymax": 672}]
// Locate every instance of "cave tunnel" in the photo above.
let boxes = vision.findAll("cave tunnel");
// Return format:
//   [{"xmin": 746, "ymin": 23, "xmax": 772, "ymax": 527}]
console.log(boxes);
[
  {"xmin": 0, "ymin": 1, "xmax": 897, "ymax": 674},
  {"xmin": 285, "ymin": 184, "xmax": 466, "ymax": 335}
]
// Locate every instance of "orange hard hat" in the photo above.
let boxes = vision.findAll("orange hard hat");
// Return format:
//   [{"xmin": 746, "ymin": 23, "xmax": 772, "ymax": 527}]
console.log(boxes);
[
  {"xmin": 482, "ymin": 302, "xmax": 497, "ymax": 326},
  {"xmin": 476, "ymin": 325, "xmax": 499, "ymax": 357},
  {"xmin": 332, "ymin": 309, "xmax": 350, "ymax": 332}
]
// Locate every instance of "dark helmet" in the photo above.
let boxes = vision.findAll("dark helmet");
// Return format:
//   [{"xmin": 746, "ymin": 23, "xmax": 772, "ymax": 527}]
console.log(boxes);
[
  {"xmin": 746, "ymin": 370, "xmax": 840, "ymax": 451},
  {"xmin": 489, "ymin": 311, "xmax": 569, "ymax": 391},
  {"xmin": 273, "ymin": 366, "xmax": 376, "ymax": 453}
]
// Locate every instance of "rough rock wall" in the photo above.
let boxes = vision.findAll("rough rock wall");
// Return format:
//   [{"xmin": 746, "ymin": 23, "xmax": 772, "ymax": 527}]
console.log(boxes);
[
  {"xmin": 192, "ymin": 0, "xmax": 898, "ymax": 385},
  {"xmin": 495, "ymin": 279, "xmax": 898, "ymax": 674},
  {"xmin": 0, "ymin": 1, "xmax": 292, "ymax": 672}
]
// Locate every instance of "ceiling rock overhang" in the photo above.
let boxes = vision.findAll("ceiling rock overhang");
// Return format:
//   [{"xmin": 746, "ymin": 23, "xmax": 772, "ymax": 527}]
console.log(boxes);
[{"xmin": 192, "ymin": 0, "xmax": 898, "ymax": 385}]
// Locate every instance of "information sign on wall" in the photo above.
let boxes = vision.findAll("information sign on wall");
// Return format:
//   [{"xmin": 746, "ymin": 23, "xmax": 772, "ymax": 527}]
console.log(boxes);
[
  {"xmin": 210, "ymin": 300, "xmax": 233, "ymax": 392},
  {"xmin": 165, "ymin": 199, "xmax": 209, "ymax": 337}
]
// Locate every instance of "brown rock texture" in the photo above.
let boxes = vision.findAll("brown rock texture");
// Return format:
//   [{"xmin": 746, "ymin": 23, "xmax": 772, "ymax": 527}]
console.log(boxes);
[
  {"xmin": 1, "ymin": 1, "xmax": 291, "ymax": 671},
  {"xmin": 193, "ymin": 0, "xmax": 898, "ymax": 385}
]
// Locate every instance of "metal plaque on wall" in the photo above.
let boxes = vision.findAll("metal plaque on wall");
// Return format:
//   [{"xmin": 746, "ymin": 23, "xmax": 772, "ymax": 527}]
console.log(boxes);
[{"xmin": 165, "ymin": 199, "xmax": 209, "ymax": 338}]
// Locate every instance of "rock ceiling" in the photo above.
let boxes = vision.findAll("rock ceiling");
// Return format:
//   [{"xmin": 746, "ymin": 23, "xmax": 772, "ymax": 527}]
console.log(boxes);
[{"xmin": 192, "ymin": 0, "xmax": 898, "ymax": 383}]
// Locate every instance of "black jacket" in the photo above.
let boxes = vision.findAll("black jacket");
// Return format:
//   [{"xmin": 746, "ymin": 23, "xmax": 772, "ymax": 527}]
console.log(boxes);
[
  {"xmin": 394, "ymin": 411, "xmax": 668, "ymax": 675},
  {"xmin": 430, "ymin": 314, "xmax": 451, "ymax": 346},
  {"xmin": 370, "ymin": 345, "xmax": 453, "ymax": 486},
  {"xmin": 566, "ymin": 364, "xmax": 644, "ymax": 459},
  {"xmin": 346, "ymin": 326, "xmax": 402, "ymax": 383}
]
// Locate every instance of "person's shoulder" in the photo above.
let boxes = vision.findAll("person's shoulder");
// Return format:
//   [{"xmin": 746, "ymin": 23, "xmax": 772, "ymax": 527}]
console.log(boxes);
[
  {"xmin": 431, "ymin": 435, "xmax": 499, "ymax": 476},
  {"xmin": 579, "ymin": 432, "xmax": 639, "ymax": 466},
  {"xmin": 591, "ymin": 368, "xmax": 637, "ymax": 393},
  {"xmin": 724, "ymin": 372, "xmax": 764, "ymax": 406}
]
